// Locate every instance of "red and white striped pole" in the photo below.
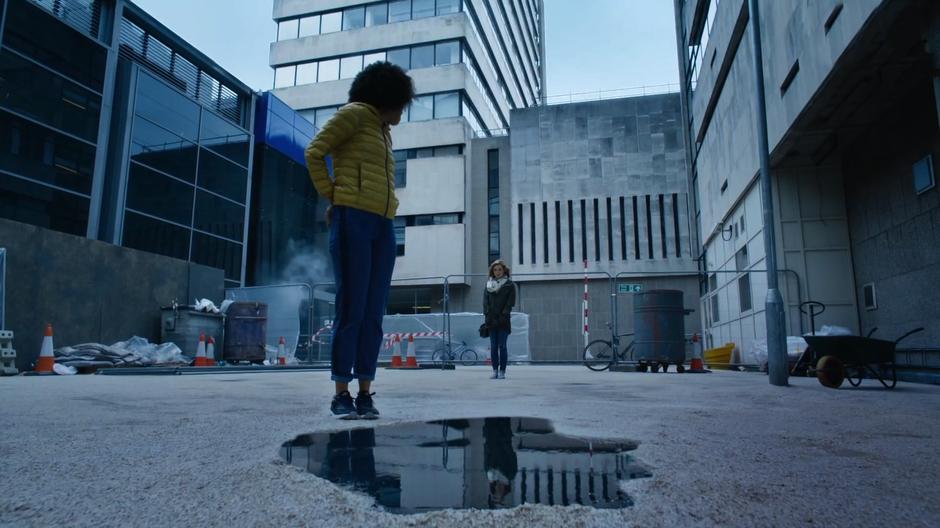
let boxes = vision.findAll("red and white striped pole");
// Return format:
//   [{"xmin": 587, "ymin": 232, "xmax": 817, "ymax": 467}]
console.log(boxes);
[{"xmin": 583, "ymin": 259, "xmax": 589, "ymax": 348}]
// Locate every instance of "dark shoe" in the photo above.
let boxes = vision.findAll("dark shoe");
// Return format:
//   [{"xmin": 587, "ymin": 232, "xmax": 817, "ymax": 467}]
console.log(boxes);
[
  {"xmin": 490, "ymin": 371, "xmax": 499, "ymax": 379},
  {"xmin": 498, "ymin": 371, "xmax": 506, "ymax": 379},
  {"xmin": 355, "ymin": 391, "xmax": 380, "ymax": 420},
  {"xmin": 331, "ymin": 391, "xmax": 358, "ymax": 420}
]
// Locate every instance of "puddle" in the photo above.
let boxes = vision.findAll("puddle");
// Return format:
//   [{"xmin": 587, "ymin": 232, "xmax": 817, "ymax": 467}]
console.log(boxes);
[{"xmin": 279, "ymin": 417, "xmax": 651, "ymax": 514}]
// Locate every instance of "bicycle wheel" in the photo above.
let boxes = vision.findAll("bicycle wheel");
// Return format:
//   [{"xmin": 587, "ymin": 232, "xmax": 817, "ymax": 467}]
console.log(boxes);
[
  {"xmin": 430, "ymin": 349, "xmax": 443, "ymax": 366},
  {"xmin": 583, "ymin": 340, "xmax": 613, "ymax": 371},
  {"xmin": 459, "ymin": 348, "xmax": 479, "ymax": 366}
]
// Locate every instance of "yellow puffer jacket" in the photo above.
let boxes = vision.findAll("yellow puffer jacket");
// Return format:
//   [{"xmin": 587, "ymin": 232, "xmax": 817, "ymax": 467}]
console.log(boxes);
[{"xmin": 304, "ymin": 102, "xmax": 399, "ymax": 219}]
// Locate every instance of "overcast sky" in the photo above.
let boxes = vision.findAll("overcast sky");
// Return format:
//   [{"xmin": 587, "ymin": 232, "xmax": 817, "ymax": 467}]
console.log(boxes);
[{"xmin": 132, "ymin": 0, "xmax": 680, "ymax": 96}]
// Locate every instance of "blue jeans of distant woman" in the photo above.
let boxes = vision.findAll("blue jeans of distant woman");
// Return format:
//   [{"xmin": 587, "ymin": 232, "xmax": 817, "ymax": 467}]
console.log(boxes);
[
  {"xmin": 490, "ymin": 329, "xmax": 509, "ymax": 372},
  {"xmin": 329, "ymin": 206, "xmax": 396, "ymax": 382}
]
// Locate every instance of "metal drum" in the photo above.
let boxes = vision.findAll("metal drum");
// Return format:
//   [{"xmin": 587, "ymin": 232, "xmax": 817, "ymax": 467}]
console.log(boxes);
[
  {"xmin": 633, "ymin": 290, "xmax": 690, "ymax": 371},
  {"xmin": 223, "ymin": 302, "xmax": 268, "ymax": 363}
]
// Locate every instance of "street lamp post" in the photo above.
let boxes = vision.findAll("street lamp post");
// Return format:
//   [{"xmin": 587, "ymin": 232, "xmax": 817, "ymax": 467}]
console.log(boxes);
[{"xmin": 748, "ymin": 0, "xmax": 789, "ymax": 386}]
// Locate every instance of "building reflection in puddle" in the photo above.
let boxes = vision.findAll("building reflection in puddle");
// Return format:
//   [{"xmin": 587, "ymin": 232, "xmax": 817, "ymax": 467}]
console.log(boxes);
[{"xmin": 280, "ymin": 417, "xmax": 651, "ymax": 514}]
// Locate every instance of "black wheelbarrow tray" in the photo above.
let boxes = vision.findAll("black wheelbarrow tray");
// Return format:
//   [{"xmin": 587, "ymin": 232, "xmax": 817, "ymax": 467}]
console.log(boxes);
[{"xmin": 802, "ymin": 327, "xmax": 924, "ymax": 389}]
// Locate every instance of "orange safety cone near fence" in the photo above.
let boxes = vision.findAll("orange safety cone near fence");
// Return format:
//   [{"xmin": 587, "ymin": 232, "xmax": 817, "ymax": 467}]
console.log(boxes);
[
  {"xmin": 194, "ymin": 333, "xmax": 208, "ymax": 367},
  {"xmin": 404, "ymin": 335, "xmax": 419, "ymax": 368},
  {"xmin": 35, "ymin": 324, "xmax": 55, "ymax": 374},
  {"xmin": 390, "ymin": 335, "xmax": 403, "ymax": 368},
  {"xmin": 687, "ymin": 333, "xmax": 710, "ymax": 373},
  {"xmin": 206, "ymin": 336, "xmax": 217, "ymax": 366},
  {"xmin": 277, "ymin": 336, "xmax": 287, "ymax": 365}
]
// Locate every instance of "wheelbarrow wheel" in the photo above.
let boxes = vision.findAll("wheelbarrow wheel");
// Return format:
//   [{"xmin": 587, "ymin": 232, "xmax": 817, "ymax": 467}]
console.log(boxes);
[{"xmin": 816, "ymin": 355, "xmax": 845, "ymax": 389}]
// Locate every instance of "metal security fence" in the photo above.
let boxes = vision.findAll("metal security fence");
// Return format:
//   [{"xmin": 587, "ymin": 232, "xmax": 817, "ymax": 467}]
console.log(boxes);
[{"xmin": 0, "ymin": 248, "xmax": 6, "ymax": 330}]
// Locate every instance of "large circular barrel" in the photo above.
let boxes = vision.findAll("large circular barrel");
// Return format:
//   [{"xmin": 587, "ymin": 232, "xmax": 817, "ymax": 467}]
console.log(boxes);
[
  {"xmin": 633, "ymin": 290, "xmax": 687, "ymax": 364},
  {"xmin": 223, "ymin": 302, "xmax": 268, "ymax": 363}
]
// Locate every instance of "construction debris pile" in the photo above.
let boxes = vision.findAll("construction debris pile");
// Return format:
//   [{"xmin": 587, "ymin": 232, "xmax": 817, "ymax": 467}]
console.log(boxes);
[{"xmin": 55, "ymin": 337, "xmax": 188, "ymax": 370}]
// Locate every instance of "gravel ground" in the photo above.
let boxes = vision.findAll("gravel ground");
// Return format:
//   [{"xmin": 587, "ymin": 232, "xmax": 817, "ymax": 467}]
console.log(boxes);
[{"xmin": 1, "ymin": 366, "xmax": 939, "ymax": 527}]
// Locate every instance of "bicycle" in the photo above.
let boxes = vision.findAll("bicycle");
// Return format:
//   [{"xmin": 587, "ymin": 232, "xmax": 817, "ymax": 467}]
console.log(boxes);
[
  {"xmin": 583, "ymin": 322, "xmax": 635, "ymax": 372},
  {"xmin": 431, "ymin": 340, "xmax": 480, "ymax": 366}
]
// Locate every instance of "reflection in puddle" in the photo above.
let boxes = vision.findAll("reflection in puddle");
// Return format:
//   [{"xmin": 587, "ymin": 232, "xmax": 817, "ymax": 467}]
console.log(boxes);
[{"xmin": 279, "ymin": 417, "xmax": 651, "ymax": 514}]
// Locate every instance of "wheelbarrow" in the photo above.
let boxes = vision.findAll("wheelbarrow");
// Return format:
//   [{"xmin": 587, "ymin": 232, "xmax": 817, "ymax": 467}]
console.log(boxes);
[{"xmin": 800, "ymin": 327, "xmax": 925, "ymax": 389}]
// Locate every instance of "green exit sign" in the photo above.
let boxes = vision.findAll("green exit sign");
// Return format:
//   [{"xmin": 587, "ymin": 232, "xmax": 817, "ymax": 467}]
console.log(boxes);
[{"xmin": 617, "ymin": 283, "xmax": 643, "ymax": 294}]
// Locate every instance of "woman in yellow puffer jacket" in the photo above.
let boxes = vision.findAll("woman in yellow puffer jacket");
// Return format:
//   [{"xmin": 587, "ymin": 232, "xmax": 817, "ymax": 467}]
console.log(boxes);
[{"xmin": 305, "ymin": 62, "xmax": 414, "ymax": 420}]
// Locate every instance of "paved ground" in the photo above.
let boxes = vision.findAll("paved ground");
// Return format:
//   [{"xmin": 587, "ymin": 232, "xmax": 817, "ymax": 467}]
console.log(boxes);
[{"xmin": 2, "ymin": 366, "xmax": 939, "ymax": 527}]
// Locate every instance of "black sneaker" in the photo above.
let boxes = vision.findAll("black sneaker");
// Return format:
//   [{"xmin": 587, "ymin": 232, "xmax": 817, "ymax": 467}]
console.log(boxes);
[
  {"xmin": 355, "ymin": 391, "xmax": 380, "ymax": 420},
  {"xmin": 331, "ymin": 391, "xmax": 358, "ymax": 420}
]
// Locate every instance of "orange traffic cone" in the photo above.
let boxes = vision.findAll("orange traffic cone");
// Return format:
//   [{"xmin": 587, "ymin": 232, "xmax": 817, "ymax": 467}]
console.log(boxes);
[
  {"xmin": 687, "ymin": 334, "xmax": 710, "ymax": 373},
  {"xmin": 194, "ymin": 333, "xmax": 207, "ymax": 366},
  {"xmin": 35, "ymin": 323, "xmax": 55, "ymax": 373},
  {"xmin": 404, "ymin": 335, "xmax": 419, "ymax": 368},
  {"xmin": 390, "ymin": 335, "xmax": 403, "ymax": 368},
  {"xmin": 206, "ymin": 336, "xmax": 217, "ymax": 366},
  {"xmin": 277, "ymin": 336, "xmax": 287, "ymax": 365}
]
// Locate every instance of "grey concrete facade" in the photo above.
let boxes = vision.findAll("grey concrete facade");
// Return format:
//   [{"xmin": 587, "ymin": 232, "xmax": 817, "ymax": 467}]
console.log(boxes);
[
  {"xmin": 0, "ymin": 218, "xmax": 224, "ymax": 371},
  {"xmin": 676, "ymin": 0, "xmax": 940, "ymax": 353}
]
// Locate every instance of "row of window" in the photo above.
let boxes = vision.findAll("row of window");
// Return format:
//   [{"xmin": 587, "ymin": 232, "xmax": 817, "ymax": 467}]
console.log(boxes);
[
  {"xmin": 276, "ymin": 0, "xmax": 461, "ymax": 41},
  {"xmin": 487, "ymin": 149, "xmax": 500, "ymax": 263},
  {"xmin": 516, "ymin": 195, "xmax": 685, "ymax": 266},
  {"xmin": 393, "ymin": 212, "xmax": 464, "ymax": 256},
  {"xmin": 274, "ymin": 39, "xmax": 460, "ymax": 88},
  {"xmin": 705, "ymin": 272, "xmax": 752, "ymax": 325},
  {"xmin": 304, "ymin": 91, "xmax": 471, "ymax": 137},
  {"xmin": 392, "ymin": 144, "xmax": 463, "ymax": 187},
  {"xmin": 686, "ymin": 0, "xmax": 721, "ymax": 90}
]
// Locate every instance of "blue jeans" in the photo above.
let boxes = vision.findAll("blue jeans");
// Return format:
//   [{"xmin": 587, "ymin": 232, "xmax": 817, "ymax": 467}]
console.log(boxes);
[
  {"xmin": 329, "ymin": 206, "xmax": 396, "ymax": 382},
  {"xmin": 489, "ymin": 329, "xmax": 509, "ymax": 372}
]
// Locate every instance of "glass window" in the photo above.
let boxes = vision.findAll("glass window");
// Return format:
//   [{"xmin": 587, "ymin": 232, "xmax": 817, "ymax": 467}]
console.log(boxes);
[
  {"xmin": 434, "ymin": 145, "xmax": 460, "ymax": 156},
  {"xmin": 277, "ymin": 19, "xmax": 299, "ymax": 40},
  {"xmin": 363, "ymin": 51, "xmax": 386, "ymax": 66},
  {"xmin": 435, "ymin": 41, "xmax": 460, "ymax": 65},
  {"xmin": 0, "ymin": 111, "xmax": 95, "ymax": 195},
  {"xmin": 436, "ymin": 0, "xmax": 460, "ymax": 15},
  {"xmin": 340, "ymin": 55, "xmax": 363, "ymax": 79},
  {"xmin": 393, "ymin": 217, "xmax": 406, "ymax": 256},
  {"xmin": 411, "ymin": 44, "xmax": 434, "ymax": 69},
  {"xmin": 387, "ymin": 48, "xmax": 410, "ymax": 69},
  {"xmin": 191, "ymin": 232, "xmax": 243, "ymax": 281},
  {"xmin": 489, "ymin": 232, "xmax": 500, "ymax": 254},
  {"xmin": 122, "ymin": 211, "xmax": 190, "ymax": 260},
  {"xmin": 315, "ymin": 107, "xmax": 337, "ymax": 128},
  {"xmin": 739, "ymin": 273, "xmax": 752, "ymax": 312},
  {"xmin": 393, "ymin": 150, "xmax": 408, "ymax": 187},
  {"xmin": 366, "ymin": 3, "xmax": 388, "ymax": 26},
  {"xmin": 343, "ymin": 6, "xmax": 365, "ymax": 30},
  {"xmin": 412, "ymin": 0, "xmax": 434, "ymax": 18},
  {"xmin": 389, "ymin": 0, "xmax": 411, "ymax": 22},
  {"xmin": 194, "ymin": 190, "xmax": 245, "ymax": 241},
  {"xmin": 415, "ymin": 148, "xmax": 433, "ymax": 158},
  {"xmin": 200, "ymin": 111, "xmax": 250, "ymax": 166},
  {"xmin": 125, "ymin": 162, "xmax": 194, "ymax": 226},
  {"xmin": 295, "ymin": 62, "xmax": 318, "ymax": 85},
  {"xmin": 131, "ymin": 117, "xmax": 197, "ymax": 183},
  {"xmin": 409, "ymin": 95, "xmax": 433, "ymax": 121},
  {"xmin": 197, "ymin": 148, "xmax": 248, "ymax": 204},
  {"xmin": 274, "ymin": 66, "xmax": 295, "ymax": 88},
  {"xmin": 489, "ymin": 196, "xmax": 499, "ymax": 215},
  {"xmin": 434, "ymin": 92, "xmax": 459, "ymax": 118},
  {"xmin": 320, "ymin": 11, "xmax": 342, "ymax": 33},
  {"xmin": 0, "ymin": 50, "xmax": 102, "ymax": 142},
  {"xmin": 434, "ymin": 213, "xmax": 459, "ymax": 224},
  {"xmin": 135, "ymin": 72, "xmax": 200, "ymax": 141},
  {"xmin": 299, "ymin": 15, "xmax": 320, "ymax": 37},
  {"xmin": 3, "ymin": 0, "xmax": 107, "ymax": 91},
  {"xmin": 317, "ymin": 59, "xmax": 339, "ymax": 81},
  {"xmin": 0, "ymin": 174, "xmax": 89, "ymax": 236}
]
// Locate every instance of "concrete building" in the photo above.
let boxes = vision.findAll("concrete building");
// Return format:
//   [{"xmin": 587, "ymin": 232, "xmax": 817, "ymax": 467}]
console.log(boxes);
[
  {"xmin": 268, "ymin": 0, "xmax": 546, "ymax": 314},
  {"xmin": 674, "ymin": 0, "xmax": 940, "ymax": 357},
  {"xmin": 505, "ymin": 95, "xmax": 701, "ymax": 360},
  {"xmin": 0, "ymin": 0, "xmax": 321, "ymax": 368}
]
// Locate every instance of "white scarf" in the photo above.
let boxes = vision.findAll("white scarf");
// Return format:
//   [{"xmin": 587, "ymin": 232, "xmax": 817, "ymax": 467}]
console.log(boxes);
[{"xmin": 486, "ymin": 277, "xmax": 508, "ymax": 293}]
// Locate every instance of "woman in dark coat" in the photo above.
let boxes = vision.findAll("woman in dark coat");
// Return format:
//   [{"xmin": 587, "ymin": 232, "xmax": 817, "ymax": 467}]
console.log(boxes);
[{"xmin": 483, "ymin": 260, "xmax": 515, "ymax": 379}]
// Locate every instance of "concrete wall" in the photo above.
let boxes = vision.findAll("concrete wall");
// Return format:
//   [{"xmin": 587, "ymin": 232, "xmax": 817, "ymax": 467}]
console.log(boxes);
[
  {"xmin": 396, "ymin": 156, "xmax": 465, "ymax": 216},
  {"xmin": 843, "ymin": 79, "xmax": 940, "ymax": 348},
  {"xmin": 509, "ymin": 95, "xmax": 696, "ymax": 278},
  {"xmin": 0, "ymin": 218, "xmax": 224, "ymax": 371},
  {"xmin": 395, "ymin": 223, "xmax": 466, "ymax": 281}
]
